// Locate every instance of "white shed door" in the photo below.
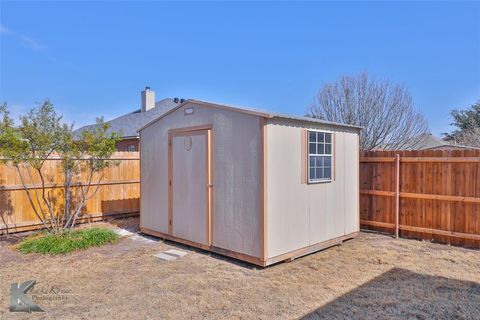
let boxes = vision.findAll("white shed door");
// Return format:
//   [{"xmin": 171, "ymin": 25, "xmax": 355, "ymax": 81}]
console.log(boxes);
[{"xmin": 170, "ymin": 129, "xmax": 210, "ymax": 246}]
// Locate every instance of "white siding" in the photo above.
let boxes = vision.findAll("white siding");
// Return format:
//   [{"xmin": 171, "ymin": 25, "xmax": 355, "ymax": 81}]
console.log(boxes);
[{"xmin": 266, "ymin": 119, "xmax": 360, "ymax": 259}]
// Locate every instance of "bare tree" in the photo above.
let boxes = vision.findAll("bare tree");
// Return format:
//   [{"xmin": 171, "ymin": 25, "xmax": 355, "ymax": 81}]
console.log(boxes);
[
  {"xmin": 307, "ymin": 72, "xmax": 429, "ymax": 151},
  {"xmin": 449, "ymin": 127, "xmax": 480, "ymax": 148}
]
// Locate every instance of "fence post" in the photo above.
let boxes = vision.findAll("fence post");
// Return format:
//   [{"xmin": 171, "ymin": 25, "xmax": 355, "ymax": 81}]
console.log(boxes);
[
  {"xmin": 446, "ymin": 161, "xmax": 452, "ymax": 246},
  {"xmin": 395, "ymin": 154, "xmax": 400, "ymax": 239}
]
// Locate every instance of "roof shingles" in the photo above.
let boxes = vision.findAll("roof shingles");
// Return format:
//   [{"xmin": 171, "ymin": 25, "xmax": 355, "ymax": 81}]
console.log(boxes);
[{"xmin": 74, "ymin": 98, "xmax": 179, "ymax": 138}]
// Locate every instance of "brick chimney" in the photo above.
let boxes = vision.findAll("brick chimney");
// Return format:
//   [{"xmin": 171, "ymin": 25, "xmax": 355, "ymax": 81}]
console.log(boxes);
[{"xmin": 141, "ymin": 87, "xmax": 155, "ymax": 112}]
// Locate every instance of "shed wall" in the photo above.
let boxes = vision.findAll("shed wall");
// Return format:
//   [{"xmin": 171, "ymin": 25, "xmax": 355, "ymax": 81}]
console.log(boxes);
[
  {"xmin": 266, "ymin": 119, "xmax": 360, "ymax": 259},
  {"xmin": 140, "ymin": 102, "xmax": 263, "ymax": 258}
]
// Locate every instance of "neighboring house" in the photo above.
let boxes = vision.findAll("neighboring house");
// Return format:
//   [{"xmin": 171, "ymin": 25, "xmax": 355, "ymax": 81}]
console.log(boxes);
[
  {"xmin": 74, "ymin": 87, "xmax": 181, "ymax": 151},
  {"xmin": 376, "ymin": 133, "xmax": 480, "ymax": 151},
  {"xmin": 139, "ymin": 99, "xmax": 361, "ymax": 266},
  {"xmin": 411, "ymin": 134, "xmax": 479, "ymax": 150}
]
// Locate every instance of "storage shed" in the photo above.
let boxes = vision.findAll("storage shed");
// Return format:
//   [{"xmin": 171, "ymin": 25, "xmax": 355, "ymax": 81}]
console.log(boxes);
[{"xmin": 139, "ymin": 99, "xmax": 361, "ymax": 266}]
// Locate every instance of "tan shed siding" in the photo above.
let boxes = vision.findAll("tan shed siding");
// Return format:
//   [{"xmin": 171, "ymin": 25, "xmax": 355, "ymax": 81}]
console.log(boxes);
[
  {"xmin": 212, "ymin": 110, "xmax": 262, "ymax": 257},
  {"xmin": 266, "ymin": 119, "xmax": 360, "ymax": 259},
  {"xmin": 140, "ymin": 102, "xmax": 262, "ymax": 258},
  {"xmin": 140, "ymin": 124, "xmax": 169, "ymax": 233}
]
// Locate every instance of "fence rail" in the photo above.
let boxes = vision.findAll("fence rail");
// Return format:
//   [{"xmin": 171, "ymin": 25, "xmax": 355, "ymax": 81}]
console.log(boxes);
[
  {"xmin": 360, "ymin": 149, "xmax": 480, "ymax": 248},
  {"xmin": 0, "ymin": 152, "xmax": 140, "ymax": 234},
  {"xmin": 3, "ymin": 148, "xmax": 480, "ymax": 248}
]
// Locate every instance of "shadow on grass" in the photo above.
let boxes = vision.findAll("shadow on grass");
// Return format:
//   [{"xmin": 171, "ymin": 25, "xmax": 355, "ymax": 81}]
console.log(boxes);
[{"xmin": 301, "ymin": 267, "xmax": 480, "ymax": 319}]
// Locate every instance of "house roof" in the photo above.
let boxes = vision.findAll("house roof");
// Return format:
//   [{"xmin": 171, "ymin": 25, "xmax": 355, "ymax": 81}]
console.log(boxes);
[
  {"xmin": 74, "ymin": 98, "xmax": 179, "ymax": 139},
  {"xmin": 415, "ymin": 134, "xmax": 449, "ymax": 149},
  {"xmin": 415, "ymin": 134, "xmax": 480, "ymax": 150},
  {"xmin": 385, "ymin": 133, "xmax": 480, "ymax": 150},
  {"xmin": 139, "ymin": 99, "xmax": 363, "ymax": 132}
]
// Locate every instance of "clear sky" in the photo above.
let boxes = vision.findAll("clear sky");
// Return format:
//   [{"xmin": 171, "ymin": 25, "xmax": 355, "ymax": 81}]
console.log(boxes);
[{"xmin": 1, "ymin": 1, "xmax": 479, "ymax": 135}]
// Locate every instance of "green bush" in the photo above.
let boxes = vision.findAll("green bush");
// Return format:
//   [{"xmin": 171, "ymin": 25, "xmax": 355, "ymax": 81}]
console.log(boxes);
[{"xmin": 17, "ymin": 227, "xmax": 119, "ymax": 254}]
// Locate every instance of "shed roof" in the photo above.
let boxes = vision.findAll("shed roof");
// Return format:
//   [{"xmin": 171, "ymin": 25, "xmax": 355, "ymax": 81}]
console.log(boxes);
[{"xmin": 138, "ymin": 99, "xmax": 363, "ymax": 132}]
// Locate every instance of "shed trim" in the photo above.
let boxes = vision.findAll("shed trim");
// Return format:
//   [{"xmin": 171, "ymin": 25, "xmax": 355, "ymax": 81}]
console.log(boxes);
[
  {"xmin": 140, "ymin": 227, "xmax": 266, "ymax": 266},
  {"xmin": 261, "ymin": 118, "xmax": 268, "ymax": 261},
  {"xmin": 266, "ymin": 232, "xmax": 359, "ymax": 265},
  {"xmin": 306, "ymin": 128, "xmax": 335, "ymax": 184},
  {"xmin": 137, "ymin": 99, "xmax": 363, "ymax": 133}
]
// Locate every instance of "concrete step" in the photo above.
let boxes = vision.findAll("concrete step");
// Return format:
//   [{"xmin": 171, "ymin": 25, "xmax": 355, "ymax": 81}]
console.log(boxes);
[
  {"xmin": 164, "ymin": 249, "xmax": 188, "ymax": 258},
  {"xmin": 153, "ymin": 252, "xmax": 178, "ymax": 261}
]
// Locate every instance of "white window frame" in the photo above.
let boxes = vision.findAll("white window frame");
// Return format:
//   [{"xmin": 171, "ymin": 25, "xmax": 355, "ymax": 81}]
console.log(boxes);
[{"xmin": 307, "ymin": 129, "xmax": 333, "ymax": 183}]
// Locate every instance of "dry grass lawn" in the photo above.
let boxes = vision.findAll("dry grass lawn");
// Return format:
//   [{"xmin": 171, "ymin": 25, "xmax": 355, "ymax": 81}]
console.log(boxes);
[{"xmin": 0, "ymin": 218, "xmax": 479, "ymax": 320}]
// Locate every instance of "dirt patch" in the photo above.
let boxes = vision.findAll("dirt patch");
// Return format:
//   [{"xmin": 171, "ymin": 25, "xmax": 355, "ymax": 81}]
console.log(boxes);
[{"xmin": 0, "ymin": 220, "xmax": 479, "ymax": 319}]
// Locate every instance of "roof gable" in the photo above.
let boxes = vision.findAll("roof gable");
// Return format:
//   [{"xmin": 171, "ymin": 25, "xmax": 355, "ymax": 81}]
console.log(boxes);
[{"xmin": 138, "ymin": 99, "xmax": 362, "ymax": 132}]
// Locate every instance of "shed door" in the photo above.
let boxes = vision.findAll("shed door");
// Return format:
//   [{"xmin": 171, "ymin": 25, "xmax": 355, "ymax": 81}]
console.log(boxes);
[{"xmin": 169, "ymin": 129, "xmax": 210, "ymax": 246}]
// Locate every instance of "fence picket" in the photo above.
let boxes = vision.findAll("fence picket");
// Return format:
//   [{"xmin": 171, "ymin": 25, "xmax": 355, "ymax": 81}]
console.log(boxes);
[
  {"xmin": 360, "ymin": 149, "xmax": 480, "ymax": 248},
  {"xmin": 0, "ymin": 152, "xmax": 140, "ymax": 233}
]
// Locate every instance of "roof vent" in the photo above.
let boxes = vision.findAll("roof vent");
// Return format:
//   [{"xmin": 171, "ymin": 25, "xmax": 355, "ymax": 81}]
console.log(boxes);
[
  {"xmin": 173, "ymin": 97, "xmax": 179, "ymax": 103},
  {"xmin": 180, "ymin": 98, "xmax": 186, "ymax": 103}
]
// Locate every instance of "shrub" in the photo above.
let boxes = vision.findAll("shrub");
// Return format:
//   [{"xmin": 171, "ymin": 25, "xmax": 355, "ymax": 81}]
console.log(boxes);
[{"xmin": 17, "ymin": 227, "xmax": 119, "ymax": 254}]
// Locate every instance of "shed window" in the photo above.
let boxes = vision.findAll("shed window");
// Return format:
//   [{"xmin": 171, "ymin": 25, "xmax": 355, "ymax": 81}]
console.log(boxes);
[
  {"xmin": 308, "ymin": 130, "xmax": 333, "ymax": 182},
  {"xmin": 127, "ymin": 145, "xmax": 136, "ymax": 152}
]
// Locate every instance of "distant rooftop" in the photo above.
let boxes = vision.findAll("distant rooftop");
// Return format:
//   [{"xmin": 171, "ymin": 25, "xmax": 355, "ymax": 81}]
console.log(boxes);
[
  {"xmin": 413, "ymin": 134, "xmax": 480, "ymax": 150},
  {"xmin": 74, "ymin": 98, "xmax": 179, "ymax": 139},
  {"xmin": 378, "ymin": 133, "xmax": 480, "ymax": 151}
]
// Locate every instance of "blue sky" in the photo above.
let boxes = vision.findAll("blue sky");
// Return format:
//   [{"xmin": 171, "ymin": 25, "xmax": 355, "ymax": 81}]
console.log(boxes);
[{"xmin": 1, "ymin": 1, "xmax": 479, "ymax": 135}]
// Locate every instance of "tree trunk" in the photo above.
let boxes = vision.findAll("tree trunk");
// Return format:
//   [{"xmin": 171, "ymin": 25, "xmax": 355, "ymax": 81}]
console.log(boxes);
[{"xmin": 64, "ymin": 169, "xmax": 72, "ymax": 228}]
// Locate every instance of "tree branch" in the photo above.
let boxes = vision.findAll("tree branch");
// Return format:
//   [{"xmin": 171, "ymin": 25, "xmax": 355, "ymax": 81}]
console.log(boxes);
[{"xmin": 15, "ymin": 164, "xmax": 52, "ymax": 232}]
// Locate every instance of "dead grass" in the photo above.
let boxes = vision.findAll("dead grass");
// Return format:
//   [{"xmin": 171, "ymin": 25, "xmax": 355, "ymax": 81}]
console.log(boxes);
[{"xmin": 0, "ymin": 218, "xmax": 479, "ymax": 320}]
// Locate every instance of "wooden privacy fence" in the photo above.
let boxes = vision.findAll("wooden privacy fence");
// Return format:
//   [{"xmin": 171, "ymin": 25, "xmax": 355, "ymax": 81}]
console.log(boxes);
[
  {"xmin": 0, "ymin": 152, "xmax": 140, "ymax": 234},
  {"xmin": 360, "ymin": 149, "xmax": 480, "ymax": 248}
]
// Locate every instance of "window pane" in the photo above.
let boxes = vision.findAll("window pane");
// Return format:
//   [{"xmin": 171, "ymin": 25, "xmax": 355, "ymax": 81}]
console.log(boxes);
[
  {"xmin": 325, "ymin": 133, "xmax": 332, "ymax": 143},
  {"xmin": 318, "ymin": 132, "xmax": 325, "ymax": 143},
  {"xmin": 307, "ymin": 135, "xmax": 334, "ymax": 182},
  {"xmin": 318, "ymin": 144, "xmax": 324, "ymax": 154},
  {"xmin": 324, "ymin": 156, "xmax": 331, "ymax": 167},
  {"xmin": 324, "ymin": 167, "xmax": 332, "ymax": 179},
  {"xmin": 325, "ymin": 144, "xmax": 331, "ymax": 154}
]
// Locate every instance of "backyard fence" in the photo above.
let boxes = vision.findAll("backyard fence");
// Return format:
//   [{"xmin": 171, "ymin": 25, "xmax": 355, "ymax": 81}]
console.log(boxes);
[
  {"xmin": 0, "ymin": 152, "xmax": 140, "ymax": 234},
  {"xmin": 3, "ymin": 148, "xmax": 480, "ymax": 248},
  {"xmin": 360, "ymin": 149, "xmax": 480, "ymax": 248}
]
